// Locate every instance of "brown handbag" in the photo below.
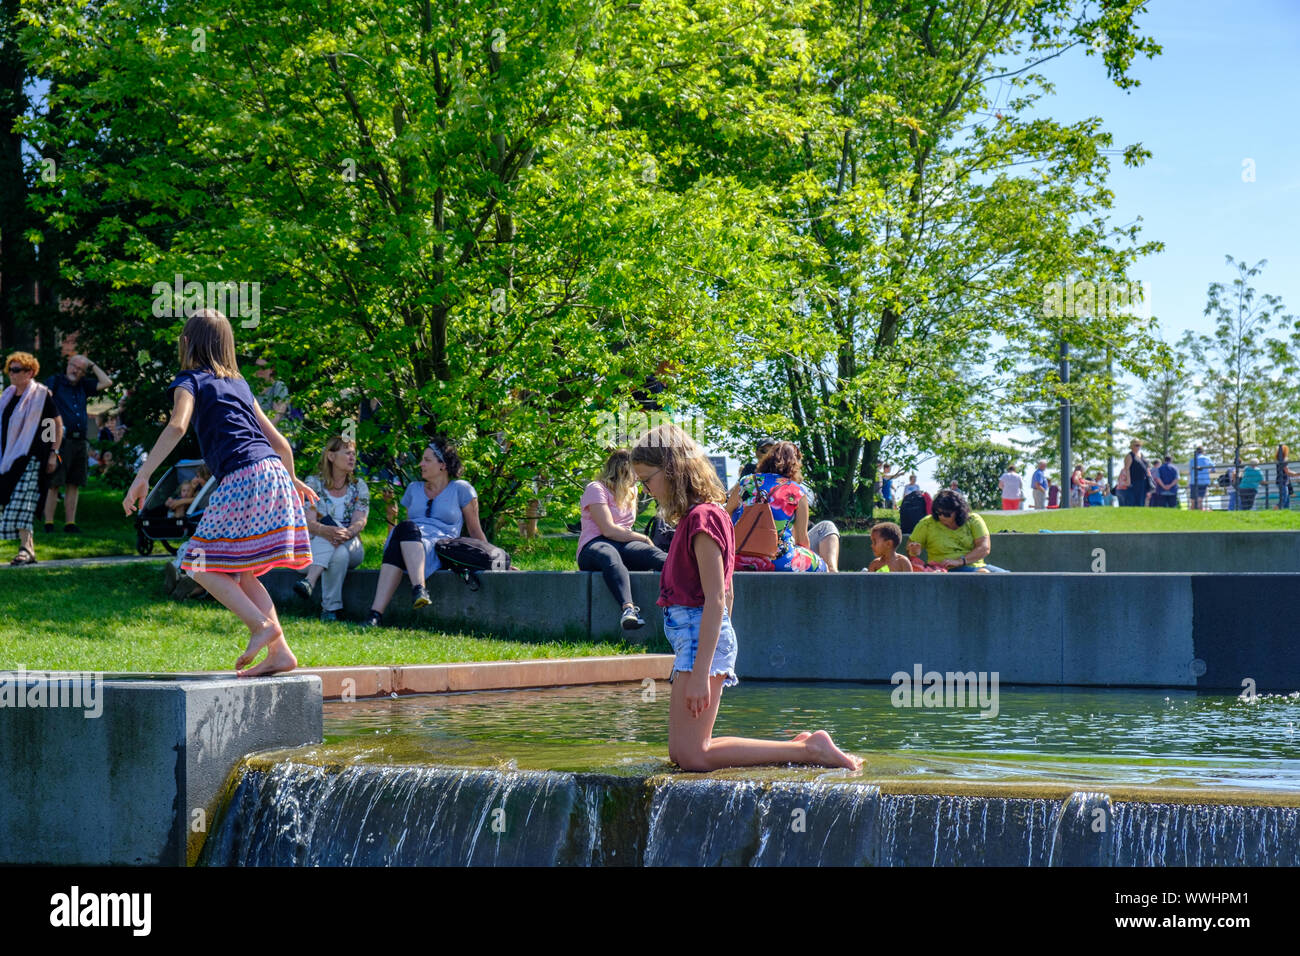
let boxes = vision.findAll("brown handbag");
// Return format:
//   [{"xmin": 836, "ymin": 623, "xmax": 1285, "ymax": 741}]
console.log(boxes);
[{"xmin": 734, "ymin": 489, "xmax": 780, "ymax": 559}]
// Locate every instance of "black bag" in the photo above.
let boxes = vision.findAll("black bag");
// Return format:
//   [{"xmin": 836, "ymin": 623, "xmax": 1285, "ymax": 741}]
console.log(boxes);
[
  {"xmin": 434, "ymin": 536, "xmax": 512, "ymax": 590},
  {"xmin": 643, "ymin": 514, "xmax": 675, "ymax": 552},
  {"xmin": 899, "ymin": 490, "xmax": 928, "ymax": 535}
]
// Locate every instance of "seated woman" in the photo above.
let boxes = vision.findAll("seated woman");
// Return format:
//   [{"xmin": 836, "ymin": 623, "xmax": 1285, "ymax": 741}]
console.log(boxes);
[
  {"xmin": 295, "ymin": 436, "xmax": 369, "ymax": 622},
  {"xmin": 361, "ymin": 438, "xmax": 488, "ymax": 627},
  {"xmin": 577, "ymin": 449, "xmax": 667, "ymax": 630},
  {"xmin": 726, "ymin": 441, "xmax": 826, "ymax": 572},
  {"xmin": 906, "ymin": 489, "xmax": 1007, "ymax": 572}
]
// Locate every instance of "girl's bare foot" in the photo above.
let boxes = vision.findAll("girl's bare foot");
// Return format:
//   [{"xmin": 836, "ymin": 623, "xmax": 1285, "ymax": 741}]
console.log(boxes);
[
  {"xmin": 235, "ymin": 620, "xmax": 282, "ymax": 672},
  {"xmin": 791, "ymin": 732, "xmax": 812, "ymax": 742},
  {"xmin": 237, "ymin": 645, "xmax": 297, "ymax": 677},
  {"xmin": 803, "ymin": 730, "xmax": 862, "ymax": 771}
]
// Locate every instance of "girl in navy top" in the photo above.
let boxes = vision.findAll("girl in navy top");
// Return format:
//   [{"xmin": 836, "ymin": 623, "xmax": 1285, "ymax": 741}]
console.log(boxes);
[
  {"xmin": 124, "ymin": 309, "xmax": 319, "ymax": 676},
  {"xmin": 631, "ymin": 423, "xmax": 860, "ymax": 773}
]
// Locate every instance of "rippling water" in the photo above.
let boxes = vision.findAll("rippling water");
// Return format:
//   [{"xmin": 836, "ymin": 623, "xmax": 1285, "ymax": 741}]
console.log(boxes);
[{"xmin": 320, "ymin": 682, "xmax": 1300, "ymax": 791}]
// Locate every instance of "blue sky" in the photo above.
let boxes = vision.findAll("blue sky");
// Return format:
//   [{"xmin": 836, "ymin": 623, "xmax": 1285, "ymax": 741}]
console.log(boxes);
[
  {"xmin": 906, "ymin": 0, "xmax": 1300, "ymax": 492},
  {"xmin": 1032, "ymin": 0, "xmax": 1300, "ymax": 342}
]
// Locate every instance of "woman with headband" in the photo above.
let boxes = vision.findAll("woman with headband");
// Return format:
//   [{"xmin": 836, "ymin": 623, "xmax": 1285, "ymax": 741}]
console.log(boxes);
[{"xmin": 360, "ymin": 437, "xmax": 489, "ymax": 627}]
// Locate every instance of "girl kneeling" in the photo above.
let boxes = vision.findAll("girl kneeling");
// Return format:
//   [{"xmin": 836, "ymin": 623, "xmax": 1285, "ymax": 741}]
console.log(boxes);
[{"xmin": 631, "ymin": 424, "xmax": 859, "ymax": 772}]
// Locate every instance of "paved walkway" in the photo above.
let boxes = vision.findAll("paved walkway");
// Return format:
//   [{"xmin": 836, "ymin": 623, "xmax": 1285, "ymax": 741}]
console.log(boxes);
[{"xmin": 0, "ymin": 553, "xmax": 169, "ymax": 570}]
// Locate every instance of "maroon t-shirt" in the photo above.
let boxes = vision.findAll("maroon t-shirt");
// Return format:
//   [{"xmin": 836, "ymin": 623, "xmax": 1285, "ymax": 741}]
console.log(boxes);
[{"xmin": 658, "ymin": 502, "xmax": 735, "ymax": 608}]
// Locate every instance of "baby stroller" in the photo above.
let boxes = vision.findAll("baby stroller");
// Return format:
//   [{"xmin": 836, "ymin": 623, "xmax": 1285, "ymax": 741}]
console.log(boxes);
[{"xmin": 133, "ymin": 459, "xmax": 216, "ymax": 555}]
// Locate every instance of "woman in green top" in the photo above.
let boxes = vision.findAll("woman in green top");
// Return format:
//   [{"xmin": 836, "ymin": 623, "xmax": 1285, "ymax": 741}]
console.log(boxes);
[{"xmin": 905, "ymin": 489, "xmax": 1007, "ymax": 572}]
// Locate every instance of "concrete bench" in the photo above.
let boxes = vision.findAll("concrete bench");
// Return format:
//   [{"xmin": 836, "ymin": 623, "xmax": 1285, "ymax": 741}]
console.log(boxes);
[{"xmin": 837, "ymin": 531, "xmax": 1300, "ymax": 573}]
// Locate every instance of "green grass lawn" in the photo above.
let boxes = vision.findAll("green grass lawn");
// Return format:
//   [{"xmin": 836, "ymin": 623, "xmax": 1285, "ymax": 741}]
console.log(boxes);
[
  {"xmin": 975, "ymin": 506, "xmax": 1300, "ymax": 533},
  {"xmin": 10, "ymin": 480, "xmax": 583, "ymax": 568},
  {"xmin": 0, "ymin": 563, "xmax": 646, "ymax": 672}
]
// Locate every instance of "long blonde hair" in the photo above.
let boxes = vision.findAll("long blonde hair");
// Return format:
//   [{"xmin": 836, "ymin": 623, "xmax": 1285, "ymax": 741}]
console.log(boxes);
[
  {"xmin": 318, "ymin": 436, "xmax": 357, "ymax": 488},
  {"xmin": 630, "ymin": 423, "xmax": 724, "ymax": 523},
  {"xmin": 598, "ymin": 449, "xmax": 638, "ymax": 513}
]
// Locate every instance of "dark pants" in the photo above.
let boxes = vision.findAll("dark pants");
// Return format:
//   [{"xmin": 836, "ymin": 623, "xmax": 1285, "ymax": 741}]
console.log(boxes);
[
  {"xmin": 1124, "ymin": 481, "xmax": 1149, "ymax": 506},
  {"xmin": 382, "ymin": 520, "xmax": 423, "ymax": 568},
  {"xmin": 578, "ymin": 537, "xmax": 667, "ymax": 607}
]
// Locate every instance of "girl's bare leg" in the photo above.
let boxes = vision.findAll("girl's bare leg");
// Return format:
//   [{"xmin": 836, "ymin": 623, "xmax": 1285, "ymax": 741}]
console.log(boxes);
[
  {"xmin": 191, "ymin": 569, "xmax": 287, "ymax": 674},
  {"xmin": 303, "ymin": 564, "xmax": 324, "ymax": 588},
  {"xmin": 668, "ymin": 675, "xmax": 860, "ymax": 772},
  {"xmin": 235, "ymin": 571, "xmax": 296, "ymax": 677}
]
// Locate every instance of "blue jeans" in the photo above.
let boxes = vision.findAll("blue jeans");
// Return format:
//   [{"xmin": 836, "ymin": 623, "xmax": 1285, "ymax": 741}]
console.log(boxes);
[{"xmin": 950, "ymin": 563, "xmax": 1008, "ymax": 573}]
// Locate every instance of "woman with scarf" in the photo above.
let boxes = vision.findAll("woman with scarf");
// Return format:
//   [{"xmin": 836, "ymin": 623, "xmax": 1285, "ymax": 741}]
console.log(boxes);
[{"xmin": 0, "ymin": 353, "xmax": 63, "ymax": 564}]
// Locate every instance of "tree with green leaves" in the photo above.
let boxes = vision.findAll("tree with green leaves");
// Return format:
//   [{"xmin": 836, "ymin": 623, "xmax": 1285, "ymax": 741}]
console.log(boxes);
[
  {"xmin": 936, "ymin": 440, "xmax": 1018, "ymax": 510},
  {"xmin": 1126, "ymin": 334, "xmax": 1194, "ymax": 461},
  {"xmin": 1185, "ymin": 257, "xmax": 1293, "ymax": 467},
  {"xmin": 1012, "ymin": 338, "xmax": 1125, "ymax": 468},
  {"xmin": 644, "ymin": 0, "xmax": 1165, "ymax": 516},
  {"xmin": 22, "ymin": 0, "xmax": 802, "ymax": 532}
]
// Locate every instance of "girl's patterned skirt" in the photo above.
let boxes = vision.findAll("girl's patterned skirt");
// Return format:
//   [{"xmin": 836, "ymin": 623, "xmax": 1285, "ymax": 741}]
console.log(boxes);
[{"xmin": 181, "ymin": 457, "xmax": 311, "ymax": 576}]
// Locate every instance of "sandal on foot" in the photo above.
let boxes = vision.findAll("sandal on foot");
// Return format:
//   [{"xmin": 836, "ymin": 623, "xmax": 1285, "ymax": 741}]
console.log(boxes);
[{"xmin": 10, "ymin": 550, "xmax": 36, "ymax": 566}]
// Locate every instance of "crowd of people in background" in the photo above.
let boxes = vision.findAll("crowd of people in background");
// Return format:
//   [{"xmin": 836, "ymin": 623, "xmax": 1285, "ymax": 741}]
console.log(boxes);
[{"xmin": 985, "ymin": 438, "xmax": 1298, "ymax": 512}]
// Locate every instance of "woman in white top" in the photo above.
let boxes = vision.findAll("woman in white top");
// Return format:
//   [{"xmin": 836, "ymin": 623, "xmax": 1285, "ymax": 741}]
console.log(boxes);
[
  {"xmin": 295, "ymin": 436, "xmax": 369, "ymax": 621},
  {"xmin": 576, "ymin": 449, "xmax": 667, "ymax": 630}
]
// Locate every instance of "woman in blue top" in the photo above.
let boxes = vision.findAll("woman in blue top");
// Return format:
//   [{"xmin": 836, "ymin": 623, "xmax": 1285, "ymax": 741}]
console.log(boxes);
[
  {"xmin": 124, "ymin": 309, "xmax": 318, "ymax": 677},
  {"xmin": 360, "ymin": 437, "xmax": 489, "ymax": 627}
]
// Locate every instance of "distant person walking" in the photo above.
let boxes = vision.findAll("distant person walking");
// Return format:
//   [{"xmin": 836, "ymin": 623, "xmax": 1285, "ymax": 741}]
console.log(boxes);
[
  {"xmin": 1030, "ymin": 460, "xmax": 1048, "ymax": 510},
  {"xmin": 1070, "ymin": 464, "xmax": 1087, "ymax": 508},
  {"xmin": 43, "ymin": 354, "xmax": 112, "ymax": 534},
  {"xmin": 998, "ymin": 465, "xmax": 1023, "ymax": 511},
  {"xmin": 1238, "ymin": 463, "xmax": 1263, "ymax": 511},
  {"xmin": 1188, "ymin": 446, "xmax": 1213, "ymax": 510},
  {"xmin": 1152, "ymin": 455, "xmax": 1179, "ymax": 507},
  {"xmin": 1122, "ymin": 440, "xmax": 1153, "ymax": 508},
  {"xmin": 1277, "ymin": 445, "xmax": 1297, "ymax": 510},
  {"xmin": 1, "ymin": 352, "xmax": 62, "ymax": 565},
  {"xmin": 879, "ymin": 463, "xmax": 902, "ymax": 510}
]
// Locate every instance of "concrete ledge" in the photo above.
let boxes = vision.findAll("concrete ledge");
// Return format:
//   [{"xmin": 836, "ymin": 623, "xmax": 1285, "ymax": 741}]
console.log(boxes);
[
  {"xmin": 0, "ymin": 672, "xmax": 321, "ymax": 866},
  {"xmin": 264, "ymin": 568, "xmax": 591, "ymax": 639},
  {"xmin": 251, "ymin": 565, "xmax": 1300, "ymax": 691},
  {"xmin": 839, "ymin": 530, "xmax": 1300, "ymax": 573},
  {"xmin": 297, "ymin": 656, "xmax": 674, "ymax": 699}
]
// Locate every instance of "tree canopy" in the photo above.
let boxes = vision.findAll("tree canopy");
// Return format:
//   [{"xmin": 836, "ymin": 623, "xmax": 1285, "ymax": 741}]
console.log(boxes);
[{"xmin": 16, "ymin": 0, "xmax": 1168, "ymax": 526}]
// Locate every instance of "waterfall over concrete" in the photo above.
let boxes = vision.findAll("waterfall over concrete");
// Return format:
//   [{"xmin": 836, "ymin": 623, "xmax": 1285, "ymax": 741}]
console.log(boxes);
[{"xmin": 202, "ymin": 761, "xmax": 1300, "ymax": 867}]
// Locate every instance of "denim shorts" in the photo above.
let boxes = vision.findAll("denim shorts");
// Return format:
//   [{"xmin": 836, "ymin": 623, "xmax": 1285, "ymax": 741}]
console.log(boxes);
[{"xmin": 662, "ymin": 604, "xmax": 739, "ymax": 688}]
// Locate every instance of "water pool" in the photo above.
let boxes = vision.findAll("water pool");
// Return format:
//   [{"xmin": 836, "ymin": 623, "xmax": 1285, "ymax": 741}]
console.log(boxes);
[
  {"xmin": 313, "ymin": 682, "xmax": 1300, "ymax": 797},
  {"xmin": 202, "ymin": 682, "xmax": 1300, "ymax": 865}
]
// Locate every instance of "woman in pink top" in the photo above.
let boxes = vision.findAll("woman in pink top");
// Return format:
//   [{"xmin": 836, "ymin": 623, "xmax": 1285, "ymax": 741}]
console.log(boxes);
[{"xmin": 576, "ymin": 449, "xmax": 667, "ymax": 630}]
